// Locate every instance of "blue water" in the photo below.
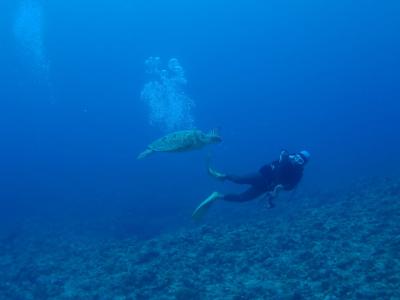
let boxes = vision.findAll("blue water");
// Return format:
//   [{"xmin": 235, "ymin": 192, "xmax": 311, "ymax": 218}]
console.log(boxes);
[{"xmin": 1, "ymin": 0, "xmax": 399, "ymax": 239}]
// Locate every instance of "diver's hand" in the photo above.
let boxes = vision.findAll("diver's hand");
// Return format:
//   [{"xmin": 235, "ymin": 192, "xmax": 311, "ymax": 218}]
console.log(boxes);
[
  {"xmin": 279, "ymin": 150, "xmax": 289, "ymax": 163},
  {"xmin": 270, "ymin": 184, "xmax": 284, "ymax": 198}
]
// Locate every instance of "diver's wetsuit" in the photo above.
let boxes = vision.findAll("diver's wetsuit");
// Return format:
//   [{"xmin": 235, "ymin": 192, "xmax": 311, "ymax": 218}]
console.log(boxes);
[{"xmin": 223, "ymin": 156, "xmax": 304, "ymax": 202}]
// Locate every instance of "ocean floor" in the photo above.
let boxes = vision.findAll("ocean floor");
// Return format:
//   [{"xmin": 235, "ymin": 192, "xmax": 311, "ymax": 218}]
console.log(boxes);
[{"xmin": 0, "ymin": 177, "xmax": 399, "ymax": 299}]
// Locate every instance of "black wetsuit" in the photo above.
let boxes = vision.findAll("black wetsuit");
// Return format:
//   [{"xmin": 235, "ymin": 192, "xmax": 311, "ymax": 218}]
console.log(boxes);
[{"xmin": 223, "ymin": 156, "xmax": 304, "ymax": 203}]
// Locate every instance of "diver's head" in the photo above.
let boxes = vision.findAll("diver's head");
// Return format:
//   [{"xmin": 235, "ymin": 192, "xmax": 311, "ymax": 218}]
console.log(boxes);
[{"xmin": 290, "ymin": 150, "xmax": 311, "ymax": 166}]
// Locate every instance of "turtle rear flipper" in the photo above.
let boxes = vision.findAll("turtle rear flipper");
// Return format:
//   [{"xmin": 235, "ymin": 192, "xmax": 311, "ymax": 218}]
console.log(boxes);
[{"xmin": 137, "ymin": 149, "xmax": 154, "ymax": 159}]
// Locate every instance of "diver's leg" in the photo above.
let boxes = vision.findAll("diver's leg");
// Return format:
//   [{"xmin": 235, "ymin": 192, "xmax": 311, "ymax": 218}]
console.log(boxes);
[
  {"xmin": 226, "ymin": 172, "xmax": 266, "ymax": 185},
  {"xmin": 223, "ymin": 186, "xmax": 266, "ymax": 203},
  {"xmin": 208, "ymin": 165, "xmax": 265, "ymax": 185},
  {"xmin": 192, "ymin": 186, "xmax": 266, "ymax": 220}
]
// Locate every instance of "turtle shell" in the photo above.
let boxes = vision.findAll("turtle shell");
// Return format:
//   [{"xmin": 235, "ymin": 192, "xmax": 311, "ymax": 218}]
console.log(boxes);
[{"xmin": 148, "ymin": 130, "xmax": 204, "ymax": 152}]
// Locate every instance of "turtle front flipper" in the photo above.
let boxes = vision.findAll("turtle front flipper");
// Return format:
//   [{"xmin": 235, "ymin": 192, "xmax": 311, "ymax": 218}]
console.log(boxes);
[
  {"xmin": 137, "ymin": 148, "xmax": 154, "ymax": 159},
  {"xmin": 205, "ymin": 128, "xmax": 222, "ymax": 144}
]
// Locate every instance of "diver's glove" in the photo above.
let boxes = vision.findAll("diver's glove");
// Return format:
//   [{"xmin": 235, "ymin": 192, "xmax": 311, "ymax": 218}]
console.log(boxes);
[
  {"xmin": 270, "ymin": 184, "xmax": 284, "ymax": 198},
  {"xmin": 265, "ymin": 184, "xmax": 284, "ymax": 209},
  {"xmin": 261, "ymin": 192, "xmax": 276, "ymax": 209},
  {"xmin": 279, "ymin": 149, "xmax": 290, "ymax": 163}
]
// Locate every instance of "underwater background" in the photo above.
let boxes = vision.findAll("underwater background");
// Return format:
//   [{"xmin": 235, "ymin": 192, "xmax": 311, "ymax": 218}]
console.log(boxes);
[{"xmin": 0, "ymin": 0, "xmax": 400, "ymax": 299}]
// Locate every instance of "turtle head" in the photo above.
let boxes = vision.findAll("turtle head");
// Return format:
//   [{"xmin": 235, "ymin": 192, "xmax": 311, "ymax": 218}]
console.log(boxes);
[{"xmin": 205, "ymin": 129, "xmax": 222, "ymax": 144}]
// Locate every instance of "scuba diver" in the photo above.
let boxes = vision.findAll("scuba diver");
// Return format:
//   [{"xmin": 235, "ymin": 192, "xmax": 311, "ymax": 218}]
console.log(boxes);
[{"xmin": 192, "ymin": 150, "xmax": 311, "ymax": 220}]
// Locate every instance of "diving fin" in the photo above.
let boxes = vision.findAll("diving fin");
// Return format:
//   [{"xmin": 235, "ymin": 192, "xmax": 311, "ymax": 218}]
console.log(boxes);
[{"xmin": 192, "ymin": 192, "xmax": 222, "ymax": 220}]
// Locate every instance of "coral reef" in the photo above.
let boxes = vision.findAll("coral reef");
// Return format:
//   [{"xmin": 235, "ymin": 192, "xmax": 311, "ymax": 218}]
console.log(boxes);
[{"xmin": 0, "ymin": 178, "xmax": 399, "ymax": 299}]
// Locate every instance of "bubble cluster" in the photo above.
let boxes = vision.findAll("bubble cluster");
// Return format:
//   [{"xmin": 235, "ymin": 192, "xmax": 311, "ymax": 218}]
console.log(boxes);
[{"xmin": 140, "ymin": 57, "xmax": 195, "ymax": 132}]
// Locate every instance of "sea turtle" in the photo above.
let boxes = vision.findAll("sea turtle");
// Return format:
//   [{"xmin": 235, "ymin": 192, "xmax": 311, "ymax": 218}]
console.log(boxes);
[{"xmin": 137, "ymin": 129, "xmax": 222, "ymax": 159}]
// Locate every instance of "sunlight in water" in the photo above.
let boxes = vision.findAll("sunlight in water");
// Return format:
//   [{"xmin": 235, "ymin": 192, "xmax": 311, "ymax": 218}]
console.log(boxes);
[
  {"xmin": 14, "ymin": 0, "xmax": 50, "ymax": 79},
  {"xmin": 140, "ymin": 57, "xmax": 195, "ymax": 133}
]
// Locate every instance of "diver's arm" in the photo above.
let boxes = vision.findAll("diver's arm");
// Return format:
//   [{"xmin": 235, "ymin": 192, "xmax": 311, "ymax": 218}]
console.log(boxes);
[
  {"xmin": 283, "ymin": 171, "xmax": 303, "ymax": 191},
  {"xmin": 283, "ymin": 183, "xmax": 297, "ymax": 191}
]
